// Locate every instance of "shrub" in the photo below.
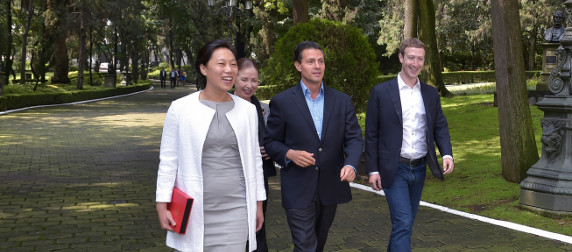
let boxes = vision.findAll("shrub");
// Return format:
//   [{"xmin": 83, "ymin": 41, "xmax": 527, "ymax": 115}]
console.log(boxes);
[
  {"xmin": 0, "ymin": 83, "xmax": 151, "ymax": 111},
  {"xmin": 261, "ymin": 18, "xmax": 380, "ymax": 113},
  {"xmin": 376, "ymin": 70, "xmax": 542, "ymax": 85}
]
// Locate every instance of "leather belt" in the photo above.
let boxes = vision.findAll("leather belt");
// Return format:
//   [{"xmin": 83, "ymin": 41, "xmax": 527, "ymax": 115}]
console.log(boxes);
[{"xmin": 399, "ymin": 156, "xmax": 424, "ymax": 166}]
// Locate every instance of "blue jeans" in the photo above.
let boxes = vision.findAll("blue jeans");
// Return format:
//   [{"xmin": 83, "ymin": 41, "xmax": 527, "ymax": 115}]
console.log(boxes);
[{"xmin": 383, "ymin": 161, "xmax": 427, "ymax": 252}]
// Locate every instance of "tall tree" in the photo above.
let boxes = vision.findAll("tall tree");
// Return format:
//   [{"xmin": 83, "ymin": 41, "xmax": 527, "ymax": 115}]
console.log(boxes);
[
  {"xmin": 403, "ymin": 0, "xmax": 417, "ymax": 39},
  {"xmin": 3, "ymin": 0, "xmax": 14, "ymax": 86},
  {"xmin": 418, "ymin": 0, "xmax": 451, "ymax": 96},
  {"xmin": 491, "ymin": 0, "xmax": 539, "ymax": 183},
  {"xmin": 46, "ymin": 0, "xmax": 70, "ymax": 84},
  {"xmin": 292, "ymin": 0, "xmax": 308, "ymax": 25},
  {"xmin": 32, "ymin": 0, "xmax": 55, "ymax": 89},
  {"xmin": 320, "ymin": 0, "xmax": 350, "ymax": 22},
  {"xmin": 20, "ymin": 0, "xmax": 34, "ymax": 84}
]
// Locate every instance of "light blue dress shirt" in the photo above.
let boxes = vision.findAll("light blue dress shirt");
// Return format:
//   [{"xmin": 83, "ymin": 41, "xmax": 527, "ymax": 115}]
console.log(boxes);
[{"xmin": 300, "ymin": 81, "xmax": 324, "ymax": 139}]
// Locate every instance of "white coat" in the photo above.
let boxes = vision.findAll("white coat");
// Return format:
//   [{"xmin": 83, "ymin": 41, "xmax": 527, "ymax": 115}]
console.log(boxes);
[{"xmin": 156, "ymin": 91, "xmax": 266, "ymax": 251}]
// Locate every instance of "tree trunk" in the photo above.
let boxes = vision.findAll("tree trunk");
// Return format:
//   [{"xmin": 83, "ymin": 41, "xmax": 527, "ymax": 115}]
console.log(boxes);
[
  {"xmin": 168, "ymin": 17, "xmax": 174, "ymax": 69},
  {"xmin": 132, "ymin": 46, "xmax": 139, "ymax": 84},
  {"xmin": 20, "ymin": 0, "xmax": 34, "ymax": 84},
  {"xmin": 2, "ymin": 0, "xmax": 13, "ymax": 91},
  {"xmin": 89, "ymin": 22, "xmax": 93, "ymax": 85},
  {"xmin": 50, "ymin": 0, "xmax": 70, "ymax": 84},
  {"xmin": 418, "ymin": 0, "xmax": 451, "ymax": 97},
  {"xmin": 491, "ymin": 0, "xmax": 539, "ymax": 183},
  {"xmin": 403, "ymin": 0, "xmax": 418, "ymax": 39},
  {"xmin": 292, "ymin": 0, "xmax": 308, "ymax": 25},
  {"xmin": 76, "ymin": 1, "xmax": 86, "ymax": 90}
]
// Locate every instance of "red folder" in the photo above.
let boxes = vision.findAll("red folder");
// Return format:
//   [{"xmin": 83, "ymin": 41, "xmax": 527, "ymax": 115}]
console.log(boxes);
[{"xmin": 168, "ymin": 187, "xmax": 194, "ymax": 234}]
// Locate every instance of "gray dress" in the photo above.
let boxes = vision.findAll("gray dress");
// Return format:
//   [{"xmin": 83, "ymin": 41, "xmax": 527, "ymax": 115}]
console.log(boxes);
[{"xmin": 200, "ymin": 99, "xmax": 248, "ymax": 251}]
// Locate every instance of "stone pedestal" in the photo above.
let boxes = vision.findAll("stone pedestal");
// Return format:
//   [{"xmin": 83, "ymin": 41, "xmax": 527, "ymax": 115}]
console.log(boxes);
[
  {"xmin": 520, "ymin": 95, "xmax": 572, "ymax": 215},
  {"xmin": 538, "ymin": 43, "xmax": 561, "ymax": 92},
  {"xmin": 103, "ymin": 73, "xmax": 116, "ymax": 88}
]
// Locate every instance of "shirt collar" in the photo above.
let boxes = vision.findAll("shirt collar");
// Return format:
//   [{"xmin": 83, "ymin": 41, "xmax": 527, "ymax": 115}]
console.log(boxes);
[
  {"xmin": 300, "ymin": 80, "xmax": 324, "ymax": 97},
  {"xmin": 397, "ymin": 72, "xmax": 420, "ymax": 90}
]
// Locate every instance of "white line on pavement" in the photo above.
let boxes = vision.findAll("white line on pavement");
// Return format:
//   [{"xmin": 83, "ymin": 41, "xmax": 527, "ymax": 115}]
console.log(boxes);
[{"xmin": 350, "ymin": 182, "xmax": 572, "ymax": 245}]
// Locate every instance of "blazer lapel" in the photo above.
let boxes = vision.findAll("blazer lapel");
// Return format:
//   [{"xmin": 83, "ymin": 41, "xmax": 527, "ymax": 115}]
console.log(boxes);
[
  {"xmin": 321, "ymin": 86, "xmax": 333, "ymax": 140},
  {"xmin": 387, "ymin": 79, "xmax": 403, "ymax": 124},
  {"xmin": 290, "ymin": 85, "xmax": 320, "ymax": 140}
]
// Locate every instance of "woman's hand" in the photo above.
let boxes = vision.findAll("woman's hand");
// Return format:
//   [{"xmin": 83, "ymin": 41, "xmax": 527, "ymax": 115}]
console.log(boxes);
[
  {"xmin": 156, "ymin": 202, "xmax": 175, "ymax": 231},
  {"xmin": 256, "ymin": 201, "xmax": 264, "ymax": 231}
]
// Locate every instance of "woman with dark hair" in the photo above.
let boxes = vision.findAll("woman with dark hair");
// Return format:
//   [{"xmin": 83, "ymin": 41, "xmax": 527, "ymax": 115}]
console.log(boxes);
[
  {"xmin": 232, "ymin": 58, "xmax": 276, "ymax": 252},
  {"xmin": 156, "ymin": 39, "xmax": 266, "ymax": 251}
]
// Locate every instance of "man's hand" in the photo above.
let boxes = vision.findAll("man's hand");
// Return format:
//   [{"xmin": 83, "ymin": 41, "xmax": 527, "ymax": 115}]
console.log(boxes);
[
  {"xmin": 369, "ymin": 173, "xmax": 382, "ymax": 191},
  {"xmin": 156, "ymin": 202, "xmax": 175, "ymax": 231},
  {"xmin": 260, "ymin": 146, "xmax": 271, "ymax": 160},
  {"xmin": 286, "ymin": 149, "xmax": 315, "ymax": 167},
  {"xmin": 340, "ymin": 165, "xmax": 356, "ymax": 182},
  {"xmin": 443, "ymin": 157, "xmax": 454, "ymax": 175}
]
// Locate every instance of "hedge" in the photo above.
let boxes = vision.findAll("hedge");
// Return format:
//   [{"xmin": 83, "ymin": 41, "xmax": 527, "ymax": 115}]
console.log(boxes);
[
  {"xmin": 375, "ymin": 70, "xmax": 541, "ymax": 85},
  {"xmin": 0, "ymin": 83, "xmax": 152, "ymax": 112}
]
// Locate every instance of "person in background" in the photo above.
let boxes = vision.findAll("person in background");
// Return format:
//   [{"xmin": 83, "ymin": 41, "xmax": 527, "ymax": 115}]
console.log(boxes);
[
  {"xmin": 365, "ymin": 38, "xmax": 454, "ymax": 252},
  {"xmin": 179, "ymin": 69, "xmax": 186, "ymax": 87},
  {"xmin": 264, "ymin": 41, "xmax": 363, "ymax": 252},
  {"xmin": 156, "ymin": 39, "xmax": 266, "ymax": 251},
  {"xmin": 159, "ymin": 68, "xmax": 167, "ymax": 88},
  {"xmin": 169, "ymin": 68, "xmax": 178, "ymax": 88},
  {"xmin": 232, "ymin": 58, "xmax": 276, "ymax": 252}
]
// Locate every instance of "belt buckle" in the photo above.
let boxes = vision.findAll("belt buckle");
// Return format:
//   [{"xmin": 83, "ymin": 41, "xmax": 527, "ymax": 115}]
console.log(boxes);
[{"xmin": 409, "ymin": 159, "xmax": 415, "ymax": 166}]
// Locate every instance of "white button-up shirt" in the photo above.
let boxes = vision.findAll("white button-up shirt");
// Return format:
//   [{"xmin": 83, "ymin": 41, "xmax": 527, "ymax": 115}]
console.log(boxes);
[{"xmin": 397, "ymin": 73, "xmax": 428, "ymax": 160}]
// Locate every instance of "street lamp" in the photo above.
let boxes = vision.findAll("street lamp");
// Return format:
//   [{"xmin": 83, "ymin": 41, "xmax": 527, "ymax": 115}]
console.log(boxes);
[{"xmin": 208, "ymin": 0, "xmax": 252, "ymax": 44}]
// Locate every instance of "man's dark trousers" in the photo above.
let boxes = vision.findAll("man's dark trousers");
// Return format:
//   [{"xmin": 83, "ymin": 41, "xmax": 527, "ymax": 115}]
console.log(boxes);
[{"xmin": 284, "ymin": 192, "xmax": 337, "ymax": 252}]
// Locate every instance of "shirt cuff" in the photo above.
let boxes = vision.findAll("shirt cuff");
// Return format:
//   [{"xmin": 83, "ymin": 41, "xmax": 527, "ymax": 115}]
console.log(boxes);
[
  {"xmin": 443, "ymin": 155, "xmax": 453, "ymax": 162},
  {"xmin": 369, "ymin": 171, "xmax": 379, "ymax": 176},
  {"xmin": 345, "ymin": 165, "xmax": 357, "ymax": 175}
]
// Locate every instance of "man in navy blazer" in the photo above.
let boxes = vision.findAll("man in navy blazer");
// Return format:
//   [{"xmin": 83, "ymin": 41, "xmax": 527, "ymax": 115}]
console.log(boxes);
[
  {"xmin": 265, "ymin": 41, "xmax": 363, "ymax": 252},
  {"xmin": 365, "ymin": 38, "xmax": 454, "ymax": 251},
  {"xmin": 159, "ymin": 68, "xmax": 167, "ymax": 88}
]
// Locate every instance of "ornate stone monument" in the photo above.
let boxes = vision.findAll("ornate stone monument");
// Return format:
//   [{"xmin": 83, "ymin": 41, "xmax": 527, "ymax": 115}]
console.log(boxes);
[
  {"xmin": 520, "ymin": 1, "xmax": 572, "ymax": 215},
  {"xmin": 538, "ymin": 11, "xmax": 566, "ymax": 92}
]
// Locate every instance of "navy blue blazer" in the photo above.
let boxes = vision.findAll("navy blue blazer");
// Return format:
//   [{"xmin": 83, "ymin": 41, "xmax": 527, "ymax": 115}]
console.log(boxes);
[
  {"xmin": 364, "ymin": 78, "xmax": 453, "ymax": 188},
  {"xmin": 265, "ymin": 84, "xmax": 363, "ymax": 208}
]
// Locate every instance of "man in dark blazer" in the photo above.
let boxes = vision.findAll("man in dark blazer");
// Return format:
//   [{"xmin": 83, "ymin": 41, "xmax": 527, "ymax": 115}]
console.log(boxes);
[
  {"xmin": 364, "ymin": 38, "xmax": 454, "ymax": 252},
  {"xmin": 265, "ymin": 41, "xmax": 363, "ymax": 252},
  {"xmin": 159, "ymin": 68, "xmax": 167, "ymax": 88}
]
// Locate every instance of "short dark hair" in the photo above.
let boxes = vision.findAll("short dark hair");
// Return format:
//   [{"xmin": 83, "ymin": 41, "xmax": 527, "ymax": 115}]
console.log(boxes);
[
  {"xmin": 293, "ymin": 41, "xmax": 324, "ymax": 62},
  {"xmin": 195, "ymin": 39, "xmax": 237, "ymax": 85},
  {"xmin": 237, "ymin": 58, "xmax": 258, "ymax": 72},
  {"xmin": 399, "ymin": 38, "xmax": 426, "ymax": 55}
]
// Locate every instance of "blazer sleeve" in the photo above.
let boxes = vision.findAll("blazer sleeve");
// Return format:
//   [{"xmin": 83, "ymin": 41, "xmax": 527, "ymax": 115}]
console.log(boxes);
[
  {"xmin": 364, "ymin": 86, "xmax": 381, "ymax": 174},
  {"xmin": 264, "ymin": 97, "xmax": 291, "ymax": 166},
  {"xmin": 156, "ymin": 102, "xmax": 180, "ymax": 202},
  {"xmin": 342, "ymin": 95, "xmax": 364, "ymax": 169},
  {"xmin": 432, "ymin": 93, "xmax": 453, "ymax": 157}
]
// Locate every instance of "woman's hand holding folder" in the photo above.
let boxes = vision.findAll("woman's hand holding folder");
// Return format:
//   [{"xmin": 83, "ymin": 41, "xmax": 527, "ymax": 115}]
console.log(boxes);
[{"xmin": 156, "ymin": 202, "xmax": 175, "ymax": 232}]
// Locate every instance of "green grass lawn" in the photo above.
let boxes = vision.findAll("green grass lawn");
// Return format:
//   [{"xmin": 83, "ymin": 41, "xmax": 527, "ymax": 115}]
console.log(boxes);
[{"xmin": 359, "ymin": 94, "xmax": 572, "ymax": 236}]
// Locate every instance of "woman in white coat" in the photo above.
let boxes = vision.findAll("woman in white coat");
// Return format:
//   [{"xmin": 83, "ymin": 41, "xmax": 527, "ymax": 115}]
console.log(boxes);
[{"xmin": 156, "ymin": 39, "xmax": 266, "ymax": 251}]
